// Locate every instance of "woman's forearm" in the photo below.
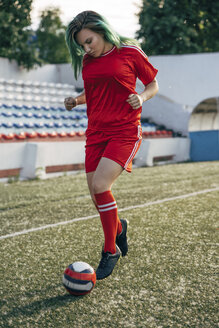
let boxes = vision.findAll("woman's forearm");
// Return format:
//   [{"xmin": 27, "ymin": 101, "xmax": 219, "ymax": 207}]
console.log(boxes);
[
  {"xmin": 140, "ymin": 78, "xmax": 159, "ymax": 102},
  {"xmin": 76, "ymin": 91, "xmax": 86, "ymax": 105}
]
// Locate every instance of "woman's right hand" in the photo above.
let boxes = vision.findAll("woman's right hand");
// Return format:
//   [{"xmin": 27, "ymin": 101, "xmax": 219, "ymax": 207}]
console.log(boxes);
[{"xmin": 64, "ymin": 97, "xmax": 77, "ymax": 111}]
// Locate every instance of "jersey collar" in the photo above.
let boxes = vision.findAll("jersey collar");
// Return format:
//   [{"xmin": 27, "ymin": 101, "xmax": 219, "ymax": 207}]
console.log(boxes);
[{"xmin": 101, "ymin": 46, "xmax": 116, "ymax": 57}]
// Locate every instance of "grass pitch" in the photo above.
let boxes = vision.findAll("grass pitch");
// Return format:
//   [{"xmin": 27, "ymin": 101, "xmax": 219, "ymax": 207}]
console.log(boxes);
[{"xmin": 0, "ymin": 162, "xmax": 218, "ymax": 328}]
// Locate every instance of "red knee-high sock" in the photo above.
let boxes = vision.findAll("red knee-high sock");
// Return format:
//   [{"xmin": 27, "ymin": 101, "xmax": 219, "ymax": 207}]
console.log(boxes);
[{"xmin": 95, "ymin": 190, "xmax": 122, "ymax": 254}]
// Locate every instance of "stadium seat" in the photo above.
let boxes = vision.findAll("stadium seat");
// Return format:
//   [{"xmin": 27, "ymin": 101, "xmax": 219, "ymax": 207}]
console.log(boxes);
[
  {"xmin": 64, "ymin": 123, "xmax": 71, "ymax": 128},
  {"xmin": 23, "ymin": 80, "xmax": 33, "ymax": 87},
  {"xmin": 2, "ymin": 122, "xmax": 13, "ymax": 128},
  {"xmin": 72, "ymin": 123, "xmax": 80, "ymax": 128},
  {"xmin": 24, "ymin": 113, "xmax": 33, "ymax": 118},
  {"xmin": 50, "ymin": 107, "xmax": 58, "ymax": 112},
  {"xmin": 40, "ymin": 82, "xmax": 49, "ymax": 88},
  {"xmin": 58, "ymin": 107, "xmax": 66, "ymax": 112},
  {"xmin": 32, "ymin": 88, "xmax": 40, "ymax": 94},
  {"xmin": 13, "ymin": 112, "xmax": 23, "ymax": 118},
  {"xmin": 14, "ymin": 104, "xmax": 22, "ymax": 110},
  {"xmin": 34, "ymin": 113, "xmax": 43, "ymax": 119},
  {"xmin": 41, "ymin": 106, "xmax": 50, "ymax": 111},
  {"xmin": 26, "ymin": 131, "xmax": 37, "ymax": 138},
  {"xmin": 32, "ymin": 106, "xmax": 41, "ymax": 111},
  {"xmin": 58, "ymin": 131, "xmax": 67, "ymax": 137},
  {"xmin": 52, "ymin": 114, "xmax": 60, "ymax": 120},
  {"xmin": 54, "ymin": 122, "xmax": 63, "ymax": 128},
  {"xmin": 2, "ymin": 112, "xmax": 12, "ymax": 117},
  {"xmin": 43, "ymin": 113, "xmax": 52, "ymax": 119},
  {"xmin": 45, "ymin": 122, "xmax": 54, "ymax": 128},
  {"xmin": 2, "ymin": 133, "xmax": 14, "ymax": 140},
  {"xmin": 48, "ymin": 131, "xmax": 58, "ymax": 138},
  {"xmin": 24, "ymin": 122, "xmax": 34, "ymax": 129},
  {"xmin": 61, "ymin": 114, "xmax": 70, "ymax": 120},
  {"xmin": 37, "ymin": 131, "xmax": 48, "ymax": 138},
  {"xmin": 13, "ymin": 122, "xmax": 24, "ymax": 129},
  {"xmin": 32, "ymin": 81, "xmax": 40, "ymax": 87},
  {"xmin": 76, "ymin": 131, "xmax": 85, "ymax": 136},
  {"xmin": 2, "ymin": 104, "xmax": 11, "ymax": 109},
  {"xmin": 68, "ymin": 131, "xmax": 76, "ymax": 137},
  {"xmin": 15, "ymin": 132, "xmax": 26, "ymax": 140},
  {"xmin": 34, "ymin": 122, "xmax": 44, "ymax": 128}
]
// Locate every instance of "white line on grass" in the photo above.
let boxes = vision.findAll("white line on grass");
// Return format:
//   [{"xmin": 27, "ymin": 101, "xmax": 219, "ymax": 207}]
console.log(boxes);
[{"xmin": 1, "ymin": 187, "xmax": 218, "ymax": 241}]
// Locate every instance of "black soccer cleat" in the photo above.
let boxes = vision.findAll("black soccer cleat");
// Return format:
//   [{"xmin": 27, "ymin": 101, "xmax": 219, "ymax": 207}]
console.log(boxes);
[
  {"xmin": 96, "ymin": 245, "xmax": 121, "ymax": 280},
  {"xmin": 116, "ymin": 218, "xmax": 128, "ymax": 257}
]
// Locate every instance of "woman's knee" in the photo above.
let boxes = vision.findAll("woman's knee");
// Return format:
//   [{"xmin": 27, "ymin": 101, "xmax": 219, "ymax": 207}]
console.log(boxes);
[{"xmin": 92, "ymin": 176, "xmax": 109, "ymax": 194}]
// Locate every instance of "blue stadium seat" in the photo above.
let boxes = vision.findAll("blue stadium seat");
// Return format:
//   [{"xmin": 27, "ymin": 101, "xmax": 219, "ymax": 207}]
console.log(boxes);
[
  {"xmin": 52, "ymin": 114, "xmax": 60, "ymax": 120},
  {"xmin": 24, "ymin": 113, "xmax": 33, "ymax": 118},
  {"xmin": 54, "ymin": 122, "xmax": 63, "ymax": 128},
  {"xmin": 2, "ymin": 104, "xmax": 11, "ymax": 109},
  {"xmin": 68, "ymin": 115, "xmax": 76, "ymax": 121},
  {"xmin": 24, "ymin": 122, "xmax": 34, "ymax": 129},
  {"xmin": 2, "ymin": 122, "xmax": 13, "ymax": 128},
  {"xmin": 41, "ymin": 106, "xmax": 50, "ymax": 111},
  {"xmin": 61, "ymin": 114, "xmax": 70, "ymax": 120},
  {"xmin": 72, "ymin": 123, "xmax": 80, "ymax": 128},
  {"xmin": 33, "ymin": 113, "xmax": 43, "ymax": 119},
  {"xmin": 58, "ymin": 107, "xmax": 66, "ymax": 112},
  {"xmin": 23, "ymin": 105, "xmax": 32, "ymax": 110},
  {"xmin": 13, "ymin": 122, "xmax": 24, "ymax": 129},
  {"xmin": 43, "ymin": 113, "xmax": 52, "ymax": 119},
  {"xmin": 34, "ymin": 122, "xmax": 44, "ymax": 128},
  {"xmin": 13, "ymin": 112, "xmax": 23, "ymax": 118},
  {"xmin": 64, "ymin": 123, "xmax": 71, "ymax": 128},
  {"xmin": 32, "ymin": 106, "xmax": 41, "ymax": 111},
  {"xmin": 45, "ymin": 122, "xmax": 54, "ymax": 128},
  {"xmin": 50, "ymin": 106, "xmax": 58, "ymax": 111},
  {"xmin": 2, "ymin": 111, "xmax": 13, "ymax": 117},
  {"xmin": 80, "ymin": 123, "xmax": 87, "ymax": 128}
]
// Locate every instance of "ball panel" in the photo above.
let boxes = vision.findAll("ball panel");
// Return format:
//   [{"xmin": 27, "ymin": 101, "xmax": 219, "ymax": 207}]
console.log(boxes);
[
  {"xmin": 63, "ymin": 276, "xmax": 94, "ymax": 292},
  {"xmin": 64, "ymin": 267, "xmax": 96, "ymax": 284},
  {"xmin": 72, "ymin": 261, "xmax": 94, "ymax": 273}
]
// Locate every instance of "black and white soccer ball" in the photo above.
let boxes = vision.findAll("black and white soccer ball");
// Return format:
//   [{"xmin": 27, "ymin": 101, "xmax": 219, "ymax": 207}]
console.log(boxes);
[{"xmin": 63, "ymin": 261, "xmax": 96, "ymax": 296}]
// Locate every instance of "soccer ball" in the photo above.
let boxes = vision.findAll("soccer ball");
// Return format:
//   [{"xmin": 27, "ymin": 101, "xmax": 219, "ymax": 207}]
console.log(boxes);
[{"xmin": 63, "ymin": 261, "xmax": 96, "ymax": 296}]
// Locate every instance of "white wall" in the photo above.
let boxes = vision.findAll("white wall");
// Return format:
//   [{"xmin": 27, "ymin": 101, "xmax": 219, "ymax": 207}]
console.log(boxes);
[
  {"xmin": 149, "ymin": 52, "xmax": 219, "ymax": 107},
  {"xmin": 134, "ymin": 137, "xmax": 190, "ymax": 167},
  {"xmin": 137, "ymin": 52, "xmax": 219, "ymax": 136},
  {"xmin": 0, "ymin": 57, "xmax": 59, "ymax": 83},
  {"xmin": 0, "ymin": 141, "xmax": 85, "ymax": 180},
  {"xmin": 0, "ymin": 137, "xmax": 190, "ymax": 180}
]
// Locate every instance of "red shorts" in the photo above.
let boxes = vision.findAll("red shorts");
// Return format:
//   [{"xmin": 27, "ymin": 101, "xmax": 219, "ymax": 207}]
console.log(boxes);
[{"xmin": 85, "ymin": 125, "xmax": 142, "ymax": 173}]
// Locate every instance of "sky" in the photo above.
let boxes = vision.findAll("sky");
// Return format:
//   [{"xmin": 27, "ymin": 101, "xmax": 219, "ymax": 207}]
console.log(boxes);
[{"xmin": 31, "ymin": 0, "xmax": 142, "ymax": 38}]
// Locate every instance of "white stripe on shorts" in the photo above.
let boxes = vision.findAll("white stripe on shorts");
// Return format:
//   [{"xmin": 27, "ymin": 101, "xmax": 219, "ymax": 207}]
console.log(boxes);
[{"xmin": 124, "ymin": 125, "xmax": 142, "ymax": 170}]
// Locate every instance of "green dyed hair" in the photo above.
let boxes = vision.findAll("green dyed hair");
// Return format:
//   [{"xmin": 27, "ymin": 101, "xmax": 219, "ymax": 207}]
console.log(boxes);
[{"xmin": 65, "ymin": 10, "xmax": 140, "ymax": 79}]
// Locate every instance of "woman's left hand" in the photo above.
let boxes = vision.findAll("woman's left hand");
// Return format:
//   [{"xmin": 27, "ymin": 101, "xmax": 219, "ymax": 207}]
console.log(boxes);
[{"xmin": 126, "ymin": 94, "xmax": 143, "ymax": 110}]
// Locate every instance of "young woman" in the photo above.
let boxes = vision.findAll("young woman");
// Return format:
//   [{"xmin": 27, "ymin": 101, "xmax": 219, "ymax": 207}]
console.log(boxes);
[{"xmin": 64, "ymin": 11, "xmax": 158, "ymax": 280}]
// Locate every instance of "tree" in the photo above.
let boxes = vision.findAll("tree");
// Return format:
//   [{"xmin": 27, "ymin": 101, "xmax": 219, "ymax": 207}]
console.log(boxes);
[
  {"xmin": 35, "ymin": 7, "xmax": 70, "ymax": 64},
  {"xmin": 136, "ymin": 0, "xmax": 219, "ymax": 55},
  {"xmin": 0, "ymin": 0, "xmax": 40, "ymax": 68}
]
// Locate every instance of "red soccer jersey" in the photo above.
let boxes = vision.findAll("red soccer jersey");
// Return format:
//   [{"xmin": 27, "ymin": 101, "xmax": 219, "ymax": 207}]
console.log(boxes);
[{"xmin": 82, "ymin": 45, "xmax": 158, "ymax": 132}]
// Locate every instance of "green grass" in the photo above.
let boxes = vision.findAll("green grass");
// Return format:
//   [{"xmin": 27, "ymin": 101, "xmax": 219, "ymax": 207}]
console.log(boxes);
[{"xmin": 0, "ymin": 162, "xmax": 218, "ymax": 327}]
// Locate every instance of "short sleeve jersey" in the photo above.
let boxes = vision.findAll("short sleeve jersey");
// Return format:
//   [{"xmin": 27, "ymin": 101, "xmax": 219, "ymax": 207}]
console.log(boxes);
[{"xmin": 82, "ymin": 45, "xmax": 158, "ymax": 132}]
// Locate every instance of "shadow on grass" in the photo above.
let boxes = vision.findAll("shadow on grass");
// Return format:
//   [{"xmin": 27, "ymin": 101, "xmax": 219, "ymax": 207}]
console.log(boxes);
[{"xmin": 1, "ymin": 285, "xmax": 84, "ymax": 322}]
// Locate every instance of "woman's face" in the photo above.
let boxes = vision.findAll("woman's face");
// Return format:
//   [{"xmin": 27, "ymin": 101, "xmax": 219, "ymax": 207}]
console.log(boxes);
[{"xmin": 76, "ymin": 28, "xmax": 111, "ymax": 57}]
